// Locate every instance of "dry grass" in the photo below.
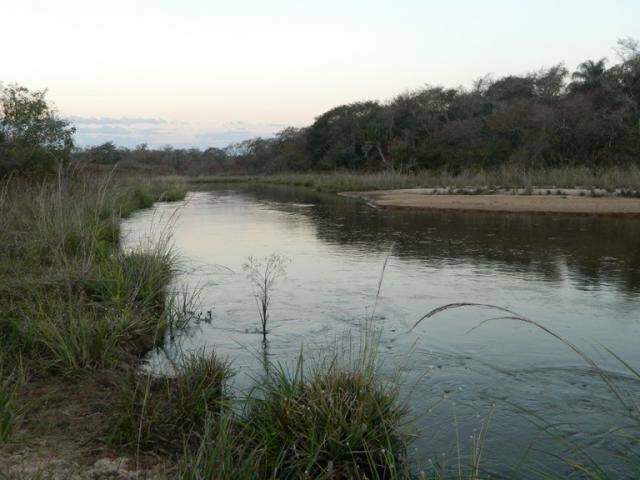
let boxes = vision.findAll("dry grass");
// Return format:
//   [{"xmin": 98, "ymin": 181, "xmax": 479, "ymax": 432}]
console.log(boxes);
[{"xmin": 188, "ymin": 165, "xmax": 640, "ymax": 193}]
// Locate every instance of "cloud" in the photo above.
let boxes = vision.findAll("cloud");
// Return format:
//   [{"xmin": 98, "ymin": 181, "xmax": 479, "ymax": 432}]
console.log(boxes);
[
  {"xmin": 68, "ymin": 116, "xmax": 167, "ymax": 126},
  {"xmin": 75, "ymin": 126, "xmax": 169, "ymax": 136},
  {"xmin": 68, "ymin": 115, "xmax": 292, "ymax": 148},
  {"xmin": 193, "ymin": 130, "xmax": 276, "ymax": 145}
]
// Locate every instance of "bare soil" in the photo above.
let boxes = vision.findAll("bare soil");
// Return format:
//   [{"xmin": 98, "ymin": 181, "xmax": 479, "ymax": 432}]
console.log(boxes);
[
  {"xmin": 0, "ymin": 375, "xmax": 167, "ymax": 480},
  {"xmin": 341, "ymin": 189, "xmax": 640, "ymax": 216}
]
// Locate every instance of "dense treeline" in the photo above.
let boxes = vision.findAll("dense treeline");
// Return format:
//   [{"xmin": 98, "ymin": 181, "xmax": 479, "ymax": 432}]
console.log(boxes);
[
  {"xmin": 3, "ymin": 39, "xmax": 639, "ymax": 177},
  {"xmin": 72, "ymin": 39, "xmax": 640, "ymax": 176}
]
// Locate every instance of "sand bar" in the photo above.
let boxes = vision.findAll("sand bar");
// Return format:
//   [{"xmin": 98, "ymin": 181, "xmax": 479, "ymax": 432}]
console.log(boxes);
[{"xmin": 340, "ymin": 189, "xmax": 640, "ymax": 217}]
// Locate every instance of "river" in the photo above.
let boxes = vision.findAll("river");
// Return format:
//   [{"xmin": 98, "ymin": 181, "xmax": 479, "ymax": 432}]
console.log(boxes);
[{"xmin": 123, "ymin": 184, "xmax": 640, "ymax": 478}]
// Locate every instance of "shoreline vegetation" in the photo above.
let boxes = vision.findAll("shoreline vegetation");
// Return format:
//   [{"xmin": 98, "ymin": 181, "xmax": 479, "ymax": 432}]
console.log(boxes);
[
  {"xmin": 186, "ymin": 166, "xmax": 640, "ymax": 194},
  {"xmin": 187, "ymin": 167, "xmax": 640, "ymax": 216}
]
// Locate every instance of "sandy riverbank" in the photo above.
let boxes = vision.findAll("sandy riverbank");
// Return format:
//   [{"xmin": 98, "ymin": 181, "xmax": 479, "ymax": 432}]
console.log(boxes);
[{"xmin": 340, "ymin": 189, "xmax": 640, "ymax": 216}]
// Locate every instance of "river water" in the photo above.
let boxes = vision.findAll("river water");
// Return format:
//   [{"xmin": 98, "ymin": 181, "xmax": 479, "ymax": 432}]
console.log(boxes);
[{"xmin": 122, "ymin": 184, "xmax": 640, "ymax": 478}]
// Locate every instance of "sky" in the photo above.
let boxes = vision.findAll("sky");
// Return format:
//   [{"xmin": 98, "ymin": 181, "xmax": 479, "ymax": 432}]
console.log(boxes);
[{"xmin": 3, "ymin": 0, "xmax": 639, "ymax": 148}]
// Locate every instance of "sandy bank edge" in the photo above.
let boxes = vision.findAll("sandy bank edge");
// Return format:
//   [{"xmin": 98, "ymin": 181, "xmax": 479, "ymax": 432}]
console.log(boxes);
[{"xmin": 339, "ymin": 190, "xmax": 640, "ymax": 217}]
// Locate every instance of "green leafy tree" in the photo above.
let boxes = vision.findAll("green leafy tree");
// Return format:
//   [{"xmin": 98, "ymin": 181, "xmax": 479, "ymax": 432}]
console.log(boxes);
[
  {"xmin": 0, "ymin": 84, "xmax": 75, "ymax": 175},
  {"xmin": 570, "ymin": 58, "xmax": 608, "ymax": 92}
]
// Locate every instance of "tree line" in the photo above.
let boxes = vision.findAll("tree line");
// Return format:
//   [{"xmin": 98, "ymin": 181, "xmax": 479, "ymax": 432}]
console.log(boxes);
[{"xmin": 2, "ymin": 38, "xmax": 639, "ymax": 176}]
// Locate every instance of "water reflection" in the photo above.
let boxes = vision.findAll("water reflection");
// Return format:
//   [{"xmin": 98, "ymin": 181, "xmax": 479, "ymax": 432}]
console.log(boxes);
[{"xmin": 230, "ymin": 184, "xmax": 640, "ymax": 295}]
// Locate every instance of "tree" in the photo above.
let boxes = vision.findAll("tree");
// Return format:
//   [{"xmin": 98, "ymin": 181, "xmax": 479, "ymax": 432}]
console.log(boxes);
[
  {"xmin": 86, "ymin": 141, "xmax": 122, "ymax": 164},
  {"xmin": 570, "ymin": 58, "xmax": 608, "ymax": 92},
  {"xmin": 0, "ymin": 84, "xmax": 75, "ymax": 175},
  {"xmin": 307, "ymin": 102, "xmax": 387, "ymax": 170},
  {"xmin": 534, "ymin": 64, "xmax": 569, "ymax": 101}
]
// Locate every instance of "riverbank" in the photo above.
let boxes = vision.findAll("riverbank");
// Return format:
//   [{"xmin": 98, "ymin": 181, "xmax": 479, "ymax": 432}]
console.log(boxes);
[
  {"xmin": 0, "ymin": 175, "xmax": 189, "ymax": 478},
  {"xmin": 341, "ymin": 189, "xmax": 640, "ymax": 216}
]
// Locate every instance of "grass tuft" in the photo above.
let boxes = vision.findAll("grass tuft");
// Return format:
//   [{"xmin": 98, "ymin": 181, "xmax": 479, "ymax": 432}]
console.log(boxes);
[
  {"xmin": 105, "ymin": 350, "xmax": 233, "ymax": 454},
  {"xmin": 242, "ymin": 359, "xmax": 409, "ymax": 479}
]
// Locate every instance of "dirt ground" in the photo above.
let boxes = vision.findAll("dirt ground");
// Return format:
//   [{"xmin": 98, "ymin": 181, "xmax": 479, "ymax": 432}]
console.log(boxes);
[
  {"xmin": 0, "ymin": 375, "xmax": 167, "ymax": 480},
  {"xmin": 341, "ymin": 189, "xmax": 640, "ymax": 216}
]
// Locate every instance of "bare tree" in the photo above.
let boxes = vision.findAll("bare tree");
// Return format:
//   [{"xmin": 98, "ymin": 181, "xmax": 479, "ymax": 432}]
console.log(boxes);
[{"xmin": 243, "ymin": 254, "xmax": 287, "ymax": 341}]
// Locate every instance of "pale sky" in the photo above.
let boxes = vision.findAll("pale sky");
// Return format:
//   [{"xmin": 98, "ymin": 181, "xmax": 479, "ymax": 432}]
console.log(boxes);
[{"xmin": 3, "ymin": 0, "xmax": 639, "ymax": 147}]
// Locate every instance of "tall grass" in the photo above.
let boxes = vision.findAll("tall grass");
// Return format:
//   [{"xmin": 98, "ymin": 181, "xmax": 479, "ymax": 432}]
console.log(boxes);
[
  {"xmin": 0, "ymin": 173, "xmax": 186, "ymax": 384},
  {"xmin": 188, "ymin": 165, "xmax": 640, "ymax": 193},
  {"xmin": 174, "ymin": 327, "xmax": 412, "ymax": 480},
  {"xmin": 105, "ymin": 350, "xmax": 233, "ymax": 454}
]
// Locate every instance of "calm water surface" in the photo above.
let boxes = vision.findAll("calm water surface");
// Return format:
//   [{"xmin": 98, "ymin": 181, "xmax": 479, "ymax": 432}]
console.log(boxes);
[{"xmin": 123, "ymin": 185, "xmax": 640, "ymax": 478}]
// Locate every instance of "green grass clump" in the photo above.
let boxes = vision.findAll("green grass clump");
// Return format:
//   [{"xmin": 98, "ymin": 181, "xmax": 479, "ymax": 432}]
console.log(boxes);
[
  {"xmin": 116, "ymin": 182, "xmax": 186, "ymax": 218},
  {"xmin": 177, "ymin": 415, "xmax": 263, "ymax": 480},
  {"xmin": 105, "ymin": 351, "xmax": 233, "ymax": 454},
  {"xmin": 158, "ymin": 184, "xmax": 187, "ymax": 202},
  {"xmin": 0, "ymin": 174, "xmax": 186, "ymax": 376},
  {"xmin": 84, "ymin": 249, "xmax": 174, "ymax": 312},
  {"xmin": 242, "ymin": 359, "xmax": 409, "ymax": 479}
]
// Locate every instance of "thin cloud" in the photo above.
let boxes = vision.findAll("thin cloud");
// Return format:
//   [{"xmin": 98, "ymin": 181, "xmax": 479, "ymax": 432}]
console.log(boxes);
[{"xmin": 68, "ymin": 116, "xmax": 168, "ymax": 126}]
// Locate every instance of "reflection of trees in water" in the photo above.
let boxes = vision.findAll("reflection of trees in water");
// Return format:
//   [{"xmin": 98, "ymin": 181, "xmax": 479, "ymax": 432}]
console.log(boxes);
[{"xmin": 205, "ymin": 184, "xmax": 640, "ymax": 294}]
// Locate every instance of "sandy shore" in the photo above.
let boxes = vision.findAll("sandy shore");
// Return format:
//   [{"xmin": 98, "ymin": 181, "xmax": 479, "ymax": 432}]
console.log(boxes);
[{"xmin": 340, "ymin": 189, "xmax": 640, "ymax": 217}]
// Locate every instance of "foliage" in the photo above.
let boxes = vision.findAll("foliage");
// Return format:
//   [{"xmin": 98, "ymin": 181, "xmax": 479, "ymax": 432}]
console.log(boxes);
[
  {"xmin": 71, "ymin": 39, "xmax": 640, "ymax": 177},
  {"xmin": 178, "ymin": 331, "xmax": 410, "ymax": 480},
  {"xmin": 0, "ymin": 84, "xmax": 75, "ymax": 175},
  {"xmin": 240, "ymin": 359, "xmax": 409, "ymax": 479},
  {"xmin": 0, "ymin": 374, "xmax": 19, "ymax": 443}
]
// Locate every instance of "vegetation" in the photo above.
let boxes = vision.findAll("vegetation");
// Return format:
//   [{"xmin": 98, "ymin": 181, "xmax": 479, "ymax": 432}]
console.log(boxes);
[
  {"xmin": 106, "ymin": 351, "xmax": 233, "ymax": 454},
  {"xmin": 177, "ymin": 334, "xmax": 411, "ymax": 480},
  {"xmin": 188, "ymin": 165, "xmax": 640, "ymax": 193},
  {"xmin": 0, "ymin": 84, "xmax": 75, "ymax": 175},
  {"xmin": 0, "ymin": 175, "xmax": 186, "ymax": 375},
  {"xmin": 243, "ymin": 254, "xmax": 288, "ymax": 341},
  {"xmin": 74, "ymin": 39, "xmax": 640, "ymax": 180},
  {"xmin": 0, "ymin": 80, "xmax": 412, "ymax": 479}
]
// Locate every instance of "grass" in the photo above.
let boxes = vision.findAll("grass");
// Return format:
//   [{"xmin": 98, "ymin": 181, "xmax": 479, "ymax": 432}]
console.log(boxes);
[
  {"xmin": 177, "ymin": 329, "xmax": 411, "ymax": 480},
  {"xmin": 188, "ymin": 165, "xmax": 640, "ymax": 194},
  {"xmin": 0, "ymin": 374, "xmax": 19, "ymax": 444},
  {"xmin": 106, "ymin": 350, "xmax": 233, "ymax": 454},
  {"xmin": 241, "ymin": 360, "xmax": 408, "ymax": 478},
  {"xmin": 0, "ymin": 172, "xmax": 186, "ymax": 426}
]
